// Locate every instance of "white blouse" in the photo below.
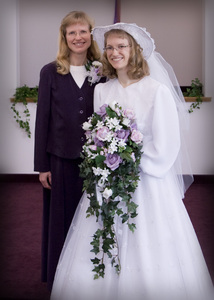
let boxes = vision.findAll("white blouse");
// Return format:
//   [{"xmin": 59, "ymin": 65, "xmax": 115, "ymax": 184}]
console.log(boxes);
[{"xmin": 70, "ymin": 65, "xmax": 87, "ymax": 88}]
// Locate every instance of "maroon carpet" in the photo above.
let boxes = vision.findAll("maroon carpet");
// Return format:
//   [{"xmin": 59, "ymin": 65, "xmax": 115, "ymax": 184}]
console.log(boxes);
[
  {"xmin": 0, "ymin": 177, "xmax": 213, "ymax": 300},
  {"xmin": 0, "ymin": 182, "xmax": 50, "ymax": 300}
]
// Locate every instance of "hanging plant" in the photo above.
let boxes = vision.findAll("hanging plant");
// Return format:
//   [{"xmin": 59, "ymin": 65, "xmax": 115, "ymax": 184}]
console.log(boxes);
[
  {"xmin": 183, "ymin": 78, "xmax": 204, "ymax": 113},
  {"xmin": 10, "ymin": 85, "xmax": 38, "ymax": 138}
]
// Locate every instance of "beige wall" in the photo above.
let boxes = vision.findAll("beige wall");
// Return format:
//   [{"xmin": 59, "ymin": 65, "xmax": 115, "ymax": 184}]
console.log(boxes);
[
  {"xmin": 0, "ymin": 0, "xmax": 213, "ymax": 174},
  {"xmin": 19, "ymin": 0, "xmax": 202, "ymax": 86},
  {"xmin": 121, "ymin": 0, "xmax": 203, "ymax": 85}
]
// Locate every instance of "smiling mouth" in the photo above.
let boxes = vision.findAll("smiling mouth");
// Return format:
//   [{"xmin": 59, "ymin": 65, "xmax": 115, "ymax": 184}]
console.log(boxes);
[
  {"xmin": 111, "ymin": 56, "xmax": 123, "ymax": 62},
  {"xmin": 73, "ymin": 42, "xmax": 85, "ymax": 46}
]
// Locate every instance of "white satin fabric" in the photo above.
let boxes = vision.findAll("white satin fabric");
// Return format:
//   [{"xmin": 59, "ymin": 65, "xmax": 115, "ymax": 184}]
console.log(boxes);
[{"xmin": 51, "ymin": 77, "xmax": 213, "ymax": 300}]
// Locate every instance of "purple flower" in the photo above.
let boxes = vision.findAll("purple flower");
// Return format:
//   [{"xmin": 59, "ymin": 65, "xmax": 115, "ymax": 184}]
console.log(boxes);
[
  {"xmin": 116, "ymin": 129, "xmax": 130, "ymax": 142},
  {"xmin": 104, "ymin": 153, "xmax": 122, "ymax": 171},
  {"xmin": 96, "ymin": 104, "xmax": 108, "ymax": 117},
  {"xmin": 131, "ymin": 122, "xmax": 137, "ymax": 130},
  {"xmin": 94, "ymin": 136, "xmax": 104, "ymax": 147}
]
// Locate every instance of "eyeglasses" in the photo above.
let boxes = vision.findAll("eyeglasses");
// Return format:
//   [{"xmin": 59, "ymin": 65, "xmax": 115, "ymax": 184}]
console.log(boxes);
[{"xmin": 103, "ymin": 45, "xmax": 130, "ymax": 53}]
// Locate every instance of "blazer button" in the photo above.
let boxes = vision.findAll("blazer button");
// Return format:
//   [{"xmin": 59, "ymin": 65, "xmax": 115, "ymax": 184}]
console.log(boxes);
[
  {"xmin": 79, "ymin": 96, "xmax": 83, "ymax": 101},
  {"xmin": 80, "ymin": 110, "xmax": 83, "ymax": 114}
]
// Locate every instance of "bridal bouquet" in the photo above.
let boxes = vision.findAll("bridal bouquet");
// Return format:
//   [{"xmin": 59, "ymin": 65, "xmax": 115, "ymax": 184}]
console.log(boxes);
[{"xmin": 79, "ymin": 101, "xmax": 143, "ymax": 279}]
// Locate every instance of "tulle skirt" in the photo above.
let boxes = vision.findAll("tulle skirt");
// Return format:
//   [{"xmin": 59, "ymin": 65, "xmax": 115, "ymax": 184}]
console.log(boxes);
[{"xmin": 51, "ymin": 172, "xmax": 213, "ymax": 300}]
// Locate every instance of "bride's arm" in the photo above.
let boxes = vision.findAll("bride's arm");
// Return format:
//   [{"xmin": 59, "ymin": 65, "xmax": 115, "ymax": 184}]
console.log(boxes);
[{"xmin": 140, "ymin": 85, "xmax": 181, "ymax": 178}]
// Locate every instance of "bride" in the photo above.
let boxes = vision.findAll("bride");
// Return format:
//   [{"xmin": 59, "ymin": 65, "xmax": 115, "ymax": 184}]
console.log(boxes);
[{"xmin": 50, "ymin": 22, "xmax": 213, "ymax": 300}]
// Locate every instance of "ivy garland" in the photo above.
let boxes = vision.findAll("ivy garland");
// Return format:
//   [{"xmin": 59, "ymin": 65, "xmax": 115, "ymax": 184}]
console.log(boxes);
[
  {"xmin": 11, "ymin": 85, "xmax": 38, "ymax": 138},
  {"xmin": 184, "ymin": 78, "xmax": 204, "ymax": 113}
]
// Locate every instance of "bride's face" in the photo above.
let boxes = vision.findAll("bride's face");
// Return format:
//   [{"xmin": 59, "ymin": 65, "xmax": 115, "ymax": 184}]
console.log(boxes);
[{"xmin": 105, "ymin": 35, "xmax": 131, "ymax": 73}]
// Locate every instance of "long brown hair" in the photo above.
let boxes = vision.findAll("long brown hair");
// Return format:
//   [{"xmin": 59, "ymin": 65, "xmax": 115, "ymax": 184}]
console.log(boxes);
[
  {"xmin": 56, "ymin": 11, "xmax": 101, "ymax": 75},
  {"xmin": 102, "ymin": 29, "xmax": 150, "ymax": 79}
]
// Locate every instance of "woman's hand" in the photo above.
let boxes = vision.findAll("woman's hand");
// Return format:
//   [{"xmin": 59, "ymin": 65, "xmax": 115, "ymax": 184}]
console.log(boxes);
[{"xmin": 39, "ymin": 171, "xmax": 52, "ymax": 189}]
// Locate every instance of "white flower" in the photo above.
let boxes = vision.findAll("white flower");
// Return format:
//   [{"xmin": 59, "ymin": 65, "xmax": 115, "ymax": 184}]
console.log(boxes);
[
  {"xmin": 96, "ymin": 120, "xmax": 104, "ymax": 130},
  {"xmin": 118, "ymin": 139, "xmax": 126, "ymax": 148},
  {"xmin": 92, "ymin": 61, "xmax": 102, "ymax": 68},
  {"xmin": 92, "ymin": 167, "xmax": 110, "ymax": 184},
  {"xmin": 122, "ymin": 117, "xmax": 131, "ymax": 127},
  {"xmin": 131, "ymin": 153, "xmax": 136, "ymax": 162},
  {"xmin": 86, "ymin": 61, "xmax": 102, "ymax": 85},
  {"xmin": 85, "ymin": 146, "xmax": 98, "ymax": 159},
  {"xmin": 92, "ymin": 167, "xmax": 102, "ymax": 176},
  {"xmin": 109, "ymin": 100, "xmax": 118, "ymax": 111},
  {"xmin": 106, "ymin": 117, "xmax": 122, "ymax": 131},
  {"xmin": 108, "ymin": 138, "xmax": 118, "ymax": 154},
  {"xmin": 102, "ymin": 187, "xmax": 113, "ymax": 200},
  {"xmin": 89, "ymin": 145, "xmax": 97, "ymax": 151},
  {"xmin": 101, "ymin": 168, "xmax": 111, "ymax": 179},
  {"xmin": 109, "ymin": 101, "xmax": 121, "ymax": 115},
  {"xmin": 90, "ymin": 153, "xmax": 99, "ymax": 159},
  {"xmin": 106, "ymin": 131, "xmax": 115, "ymax": 142},
  {"xmin": 82, "ymin": 121, "xmax": 92, "ymax": 131}
]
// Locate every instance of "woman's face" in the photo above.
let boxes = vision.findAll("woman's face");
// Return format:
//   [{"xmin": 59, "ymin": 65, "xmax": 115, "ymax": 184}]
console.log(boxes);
[
  {"xmin": 105, "ymin": 34, "xmax": 130, "ymax": 73},
  {"xmin": 65, "ymin": 22, "xmax": 91, "ymax": 55}
]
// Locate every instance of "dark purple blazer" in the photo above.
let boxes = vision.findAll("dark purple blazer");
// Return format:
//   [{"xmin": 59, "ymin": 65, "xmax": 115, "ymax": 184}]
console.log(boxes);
[{"xmin": 34, "ymin": 61, "xmax": 104, "ymax": 172}]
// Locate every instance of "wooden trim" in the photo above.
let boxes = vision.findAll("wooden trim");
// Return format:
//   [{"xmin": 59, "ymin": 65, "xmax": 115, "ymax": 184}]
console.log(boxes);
[
  {"xmin": 184, "ymin": 97, "xmax": 211, "ymax": 102},
  {"xmin": 11, "ymin": 97, "xmax": 212, "ymax": 103},
  {"xmin": 10, "ymin": 97, "xmax": 37, "ymax": 103}
]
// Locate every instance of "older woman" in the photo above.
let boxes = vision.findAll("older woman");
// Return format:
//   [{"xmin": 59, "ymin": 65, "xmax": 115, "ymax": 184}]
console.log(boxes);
[{"xmin": 34, "ymin": 11, "xmax": 104, "ymax": 290}]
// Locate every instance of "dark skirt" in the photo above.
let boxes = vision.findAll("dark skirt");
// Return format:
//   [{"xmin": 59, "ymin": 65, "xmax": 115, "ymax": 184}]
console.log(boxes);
[{"xmin": 41, "ymin": 154, "xmax": 83, "ymax": 291}]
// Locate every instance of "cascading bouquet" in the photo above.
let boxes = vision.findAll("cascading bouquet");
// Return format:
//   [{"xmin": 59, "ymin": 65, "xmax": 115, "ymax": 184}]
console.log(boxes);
[{"xmin": 79, "ymin": 101, "xmax": 143, "ymax": 279}]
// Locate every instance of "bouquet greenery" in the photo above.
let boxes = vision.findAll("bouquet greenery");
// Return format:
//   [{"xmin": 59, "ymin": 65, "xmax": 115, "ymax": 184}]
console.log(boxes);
[{"xmin": 79, "ymin": 101, "xmax": 143, "ymax": 279}]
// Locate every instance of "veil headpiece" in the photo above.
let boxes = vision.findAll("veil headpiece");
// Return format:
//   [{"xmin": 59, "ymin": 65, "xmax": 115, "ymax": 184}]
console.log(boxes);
[{"xmin": 92, "ymin": 22, "xmax": 155, "ymax": 60}]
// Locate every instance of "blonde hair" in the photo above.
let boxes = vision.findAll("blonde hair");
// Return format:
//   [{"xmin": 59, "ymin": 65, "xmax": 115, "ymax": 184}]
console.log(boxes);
[
  {"xmin": 56, "ymin": 11, "xmax": 101, "ymax": 75},
  {"xmin": 102, "ymin": 29, "xmax": 150, "ymax": 79}
]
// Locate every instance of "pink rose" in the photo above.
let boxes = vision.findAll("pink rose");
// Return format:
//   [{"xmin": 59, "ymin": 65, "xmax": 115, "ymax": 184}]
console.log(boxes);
[
  {"xmin": 123, "ymin": 108, "xmax": 135, "ymax": 120},
  {"xmin": 131, "ymin": 129, "xmax": 143, "ymax": 144},
  {"xmin": 96, "ymin": 127, "xmax": 109, "ymax": 141}
]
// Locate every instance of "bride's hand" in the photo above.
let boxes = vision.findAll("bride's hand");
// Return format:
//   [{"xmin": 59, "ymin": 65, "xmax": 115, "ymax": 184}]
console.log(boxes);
[{"xmin": 39, "ymin": 171, "xmax": 52, "ymax": 189}]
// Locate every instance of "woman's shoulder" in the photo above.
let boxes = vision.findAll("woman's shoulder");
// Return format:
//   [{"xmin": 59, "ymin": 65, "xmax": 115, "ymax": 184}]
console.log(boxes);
[
  {"xmin": 142, "ymin": 76, "xmax": 172, "ymax": 94},
  {"xmin": 142, "ymin": 76, "xmax": 161, "ymax": 88},
  {"xmin": 40, "ymin": 61, "xmax": 57, "ymax": 74},
  {"xmin": 95, "ymin": 78, "xmax": 116, "ymax": 90}
]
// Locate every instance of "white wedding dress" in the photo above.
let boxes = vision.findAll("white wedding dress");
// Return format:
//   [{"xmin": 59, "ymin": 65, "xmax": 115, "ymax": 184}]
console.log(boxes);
[{"xmin": 51, "ymin": 77, "xmax": 213, "ymax": 300}]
